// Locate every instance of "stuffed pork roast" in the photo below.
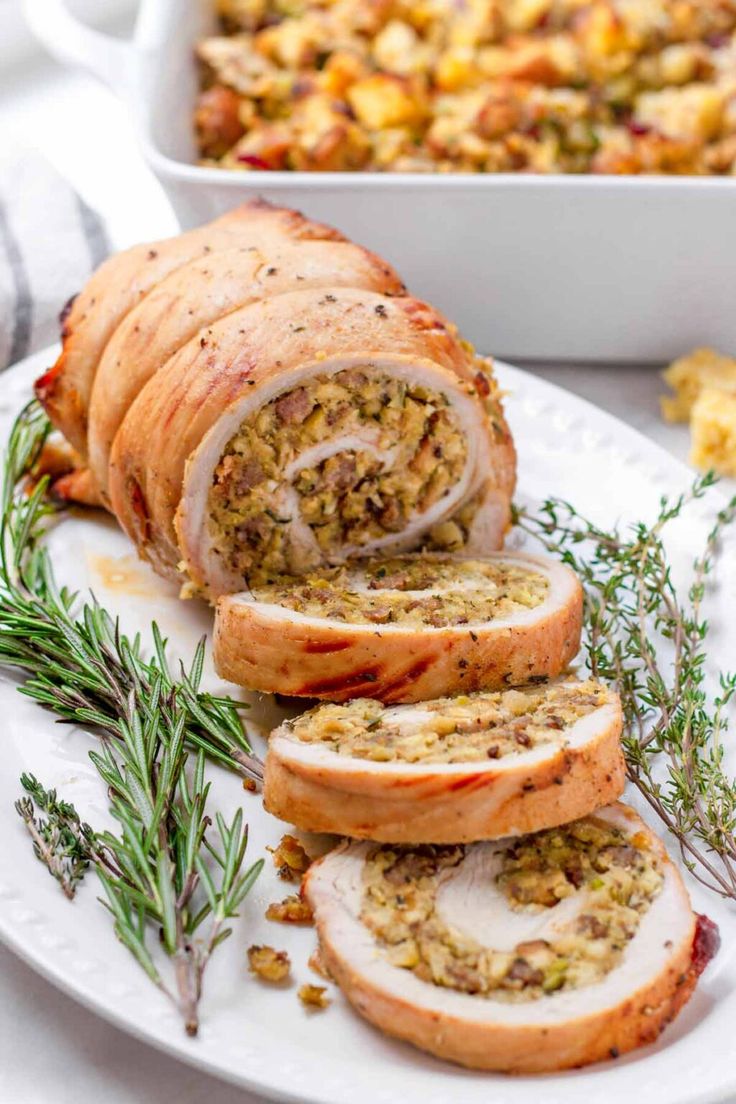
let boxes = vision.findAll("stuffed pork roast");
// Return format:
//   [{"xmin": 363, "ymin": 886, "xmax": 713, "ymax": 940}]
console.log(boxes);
[
  {"xmin": 304, "ymin": 803, "xmax": 718, "ymax": 1072},
  {"xmin": 214, "ymin": 551, "xmax": 583, "ymax": 701},
  {"xmin": 35, "ymin": 200, "xmax": 516, "ymax": 595},
  {"xmin": 36, "ymin": 201, "xmax": 346, "ymax": 462},
  {"xmin": 264, "ymin": 678, "xmax": 625, "ymax": 842}
]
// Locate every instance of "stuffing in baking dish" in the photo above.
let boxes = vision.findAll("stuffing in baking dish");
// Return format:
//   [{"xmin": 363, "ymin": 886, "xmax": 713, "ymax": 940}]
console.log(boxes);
[{"xmin": 195, "ymin": 0, "xmax": 736, "ymax": 173}]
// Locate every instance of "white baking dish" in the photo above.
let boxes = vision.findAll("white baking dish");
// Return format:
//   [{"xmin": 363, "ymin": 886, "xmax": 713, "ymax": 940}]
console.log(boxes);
[{"xmin": 22, "ymin": 0, "xmax": 736, "ymax": 361}]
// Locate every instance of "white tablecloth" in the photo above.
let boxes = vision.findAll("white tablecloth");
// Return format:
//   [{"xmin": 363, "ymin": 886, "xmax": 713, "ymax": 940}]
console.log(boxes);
[{"xmin": 0, "ymin": 37, "xmax": 712, "ymax": 1104}]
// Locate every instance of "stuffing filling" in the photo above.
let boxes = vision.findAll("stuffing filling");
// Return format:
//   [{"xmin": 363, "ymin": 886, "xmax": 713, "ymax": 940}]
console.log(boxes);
[
  {"xmin": 298, "ymin": 983, "xmax": 331, "ymax": 1008},
  {"xmin": 196, "ymin": 0, "xmax": 736, "ymax": 175},
  {"xmin": 248, "ymin": 944, "xmax": 292, "ymax": 981},
  {"xmin": 361, "ymin": 816, "xmax": 663, "ymax": 1000},
  {"xmin": 266, "ymin": 894, "xmax": 315, "ymax": 922},
  {"xmin": 249, "ymin": 554, "xmax": 549, "ymax": 626},
  {"xmin": 208, "ymin": 369, "xmax": 468, "ymax": 582},
  {"xmin": 285, "ymin": 679, "xmax": 608, "ymax": 762}
]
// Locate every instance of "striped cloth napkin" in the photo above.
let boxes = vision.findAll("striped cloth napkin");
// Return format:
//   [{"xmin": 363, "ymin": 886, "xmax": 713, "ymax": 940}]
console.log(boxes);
[{"xmin": 0, "ymin": 149, "xmax": 109, "ymax": 371}]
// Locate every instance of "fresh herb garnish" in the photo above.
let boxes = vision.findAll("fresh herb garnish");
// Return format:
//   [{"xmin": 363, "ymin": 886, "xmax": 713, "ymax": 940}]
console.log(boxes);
[
  {"xmin": 0, "ymin": 401, "xmax": 262, "ymax": 782},
  {"xmin": 92, "ymin": 693, "xmax": 263, "ymax": 1035},
  {"xmin": 3, "ymin": 402, "xmax": 264, "ymax": 1031},
  {"xmin": 14, "ymin": 773, "xmax": 98, "ymax": 899},
  {"xmin": 517, "ymin": 473, "xmax": 736, "ymax": 900}
]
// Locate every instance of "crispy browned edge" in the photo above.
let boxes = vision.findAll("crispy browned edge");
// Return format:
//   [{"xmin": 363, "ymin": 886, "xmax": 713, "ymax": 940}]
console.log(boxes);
[{"xmin": 32, "ymin": 198, "xmax": 348, "ymax": 478}]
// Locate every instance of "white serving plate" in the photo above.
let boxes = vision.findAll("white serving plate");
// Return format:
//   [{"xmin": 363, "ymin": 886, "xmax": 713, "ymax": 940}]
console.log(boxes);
[
  {"xmin": 1, "ymin": 346, "xmax": 735, "ymax": 1104},
  {"xmin": 21, "ymin": 0, "xmax": 736, "ymax": 363}
]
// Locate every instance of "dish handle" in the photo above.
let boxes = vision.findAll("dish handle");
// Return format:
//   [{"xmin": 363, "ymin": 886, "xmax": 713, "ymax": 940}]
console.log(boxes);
[{"xmin": 21, "ymin": 0, "xmax": 135, "ymax": 93}]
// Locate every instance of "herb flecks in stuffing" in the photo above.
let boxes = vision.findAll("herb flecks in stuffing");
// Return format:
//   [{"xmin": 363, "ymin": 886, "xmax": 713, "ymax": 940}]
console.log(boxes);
[
  {"xmin": 251, "ymin": 554, "xmax": 549, "ymax": 627},
  {"xmin": 197, "ymin": 0, "xmax": 736, "ymax": 175},
  {"xmin": 269, "ymin": 834, "xmax": 312, "ymax": 881},
  {"xmin": 207, "ymin": 369, "xmax": 468, "ymax": 582},
  {"xmin": 361, "ymin": 818, "xmax": 663, "ymax": 1002},
  {"xmin": 287, "ymin": 680, "xmax": 609, "ymax": 764}
]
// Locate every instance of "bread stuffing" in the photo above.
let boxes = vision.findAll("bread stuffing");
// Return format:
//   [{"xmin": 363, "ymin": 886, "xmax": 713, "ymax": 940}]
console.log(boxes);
[
  {"xmin": 248, "ymin": 555, "xmax": 549, "ymax": 626},
  {"xmin": 264, "ymin": 677, "xmax": 626, "ymax": 841},
  {"xmin": 195, "ymin": 0, "xmax": 736, "ymax": 174},
  {"xmin": 248, "ymin": 944, "xmax": 292, "ymax": 981},
  {"xmin": 275, "ymin": 678, "xmax": 611, "ymax": 763},
  {"xmin": 304, "ymin": 803, "xmax": 713, "ymax": 1071},
  {"xmin": 661, "ymin": 346, "xmax": 736, "ymax": 475},
  {"xmin": 29, "ymin": 197, "xmax": 720, "ymax": 1078},
  {"xmin": 661, "ymin": 346, "xmax": 736, "ymax": 423}
]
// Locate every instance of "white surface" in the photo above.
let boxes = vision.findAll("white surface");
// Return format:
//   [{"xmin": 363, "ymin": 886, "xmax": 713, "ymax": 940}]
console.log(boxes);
[
  {"xmin": 2, "ymin": 346, "xmax": 736, "ymax": 1104},
  {"xmin": 0, "ymin": 17, "xmax": 175, "ymax": 251},
  {"xmin": 1, "ymin": 28, "xmax": 733, "ymax": 1104},
  {"xmin": 20, "ymin": 0, "xmax": 736, "ymax": 362}
]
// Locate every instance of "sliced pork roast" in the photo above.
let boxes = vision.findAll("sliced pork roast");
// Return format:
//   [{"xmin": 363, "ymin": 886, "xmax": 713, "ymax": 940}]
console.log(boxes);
[
  {"xmin": 304, "ymin": 803, "xmax": 718, "ymax": 1072},
  {"xmin": 264, "ymin": 677, "xmax": 625, "ymax": 842},
  {"xmin": 34, "ymin": 201, "xmax": 516, "ymax": 592},
  {"xmin": 214, "ymin": 551, "xmax": 583, "ymax": 701}
]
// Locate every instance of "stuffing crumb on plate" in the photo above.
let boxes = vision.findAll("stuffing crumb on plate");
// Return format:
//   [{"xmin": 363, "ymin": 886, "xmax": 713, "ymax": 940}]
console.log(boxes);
[
  {"xmin": 248, "ymin": 944, "xmax": 292, "ymax": 982},
  {"xmin": 661, "ymin": 347, "xmax": 736, "ymax": 476},
  {"xmin": 268, "ymin": 834, "xmax": 312, "ymax": 882},
  {"xmin": 266, "ymin": 894, "xmax": 315, "ymax": 923},
  {"xmin": 308, "ymin": 947, "xmax": 333, "ymax": 980},
  {"xmin": 298, "ymin": 983, "xmax": 331, "ymax": 1010},
  {"xmin": 661, "ymin": 347, "xmax": 736, "ymax": 423}
]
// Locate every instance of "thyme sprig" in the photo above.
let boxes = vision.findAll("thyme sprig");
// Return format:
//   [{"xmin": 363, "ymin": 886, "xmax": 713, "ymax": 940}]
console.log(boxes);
[
  {"xmin": 0, "ymin": 401, "xmax": 262, "ymax": 783},
  {"xmin": 516, "ymin": 473, "xmax": 736, "ymax": 900},
  {"xmin": 14, "ymin": 773, "xmax": 98, "ymax": 899}
]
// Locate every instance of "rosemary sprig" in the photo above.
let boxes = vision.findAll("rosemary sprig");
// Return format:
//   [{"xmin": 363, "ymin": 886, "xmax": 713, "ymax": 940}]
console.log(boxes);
[
  {"xmin": 3, "ymin": 401, "xmax": 265, "ymax": 1032},
  {"xmin": 516, "ymin": 473, "xmax": 736, "ymax": 900},
  {"xmin": 91, "ymin": 688, "xmax": 264, "ymax": 1036},
  {"xmin": 14, "ymin": 773, "xmax": 98, "ymax": 899},
  {"xmin": 15, "ymin": 688, "xmax": 264, "ymax": 1034},
  {"xmin": 0, "ymin": 401, "xmax": 262, "ymax": 783}
]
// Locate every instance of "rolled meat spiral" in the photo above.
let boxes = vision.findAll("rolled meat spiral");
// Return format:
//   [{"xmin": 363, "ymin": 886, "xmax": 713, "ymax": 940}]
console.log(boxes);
[
  {"xmin": 36, "ymin": 200, "xmax": 346, "ymax": 463},
  {"xmin": 304, "ymin": 803, "xmax": 715, "ymax": 1072},
  {"xmin": 87, "ymin": 238, "xmax": 404, "ymax": 503},
  {"xmin": 35, "ymin": 201, "xmax": 516, "ymax": 596}
]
